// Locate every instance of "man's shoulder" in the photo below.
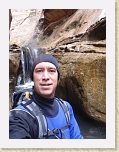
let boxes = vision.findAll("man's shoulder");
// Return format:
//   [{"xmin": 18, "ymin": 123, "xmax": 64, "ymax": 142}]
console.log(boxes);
[
  {"xmin": 9, "ymin": 104, "xmax": 35, "ymax": 119},
  {"xmin": 55, "ymin": 97, "xmax": 71, "ymax": 107}
]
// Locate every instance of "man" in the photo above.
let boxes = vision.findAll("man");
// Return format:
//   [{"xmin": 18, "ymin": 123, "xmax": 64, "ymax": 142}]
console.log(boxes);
[{"xmin": 9, "ymin": 53, "xmax": 84, "ymax": 139}]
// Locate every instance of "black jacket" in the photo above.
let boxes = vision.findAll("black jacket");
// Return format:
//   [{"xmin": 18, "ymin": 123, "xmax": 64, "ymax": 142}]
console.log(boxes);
[{"xmin": 9, "ymin": 109, "xmax": 38, "ymax": 139}]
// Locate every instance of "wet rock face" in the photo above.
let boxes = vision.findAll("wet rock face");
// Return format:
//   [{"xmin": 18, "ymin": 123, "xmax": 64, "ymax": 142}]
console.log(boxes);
[
  {"xmin": 55, "ymin": 52, "xmax": 106, "ymax": 123},
  {"xmin": 9, "ymin": 44, "xmax": 21, "ymax": 92},
  {"xmin": 9, "ymin": 9, "xmax": 106, "ymax": 123}
]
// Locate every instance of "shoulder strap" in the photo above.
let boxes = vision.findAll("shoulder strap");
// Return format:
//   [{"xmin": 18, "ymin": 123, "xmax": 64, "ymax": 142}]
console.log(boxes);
[
  {"xmin": 56, "ymin": 97, "xmax": 70, "ymax": 126},
  {"xmin": 21, "ymin": 98, "xmax": 48, "ymax": 139},
  {"xmin": 46, "ymin": 97, "xmax": 70, "ymax": 139}
]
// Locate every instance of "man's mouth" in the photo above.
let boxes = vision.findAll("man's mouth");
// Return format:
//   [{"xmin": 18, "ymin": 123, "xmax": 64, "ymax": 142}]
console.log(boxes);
[
  {"xmin": 40, "ymin": 84, "xmax": 52, "ymax": 90},
  {"xmin": 41, "ymin": 84, "xmax": 51, "ymax": 86}
]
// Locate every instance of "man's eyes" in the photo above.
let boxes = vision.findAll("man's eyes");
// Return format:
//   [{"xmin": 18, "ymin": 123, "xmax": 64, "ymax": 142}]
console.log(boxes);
[
  {"xmin": 49, "ymin": 69, "xmax": 56, "ymax": 72},
  {"xmin": 35, "ymin": 69, "xmax": 56, "ymax": 73},
  {"xmin": 36, "ymin": 69, "xmax": 43, "ymax": 73}
]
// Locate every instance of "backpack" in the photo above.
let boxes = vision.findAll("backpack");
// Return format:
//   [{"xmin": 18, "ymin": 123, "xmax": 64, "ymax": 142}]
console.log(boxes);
[{"xmin": 11, "ymin": 89, "xmax": 70, "ymax": 139}]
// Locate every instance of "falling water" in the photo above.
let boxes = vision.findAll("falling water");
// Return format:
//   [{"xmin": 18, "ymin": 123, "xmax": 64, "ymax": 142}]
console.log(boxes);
[
  {"xmin": 21, "ymin": 50, "xmax": 25, "ymax": 84},
  {"xmin": 15, "ymin": 47, "xmax": 44, "ymax": 91}
]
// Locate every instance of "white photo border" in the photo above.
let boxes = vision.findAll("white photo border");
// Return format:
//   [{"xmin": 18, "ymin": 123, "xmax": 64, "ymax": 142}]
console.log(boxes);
[{"xmin": 0, "ymin": 0, "xmax": 115, "ymax": 149}]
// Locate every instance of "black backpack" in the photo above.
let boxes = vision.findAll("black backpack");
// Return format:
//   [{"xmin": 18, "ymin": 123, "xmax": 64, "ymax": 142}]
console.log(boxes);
[{"xmin": 10, "ymin": 89, "xmax": 70, "ymax": 139}]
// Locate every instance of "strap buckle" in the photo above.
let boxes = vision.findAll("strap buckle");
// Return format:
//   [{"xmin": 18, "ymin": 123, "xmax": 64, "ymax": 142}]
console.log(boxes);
[{"xmin": 53, "ymin": 128, "xmax": 60, "ymax": 134}]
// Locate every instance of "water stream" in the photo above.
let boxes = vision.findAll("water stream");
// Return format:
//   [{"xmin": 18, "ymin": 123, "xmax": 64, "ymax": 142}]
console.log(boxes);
[{"xmin": 15, "ymin": 47, "xmax": 43, "ymax": 87}]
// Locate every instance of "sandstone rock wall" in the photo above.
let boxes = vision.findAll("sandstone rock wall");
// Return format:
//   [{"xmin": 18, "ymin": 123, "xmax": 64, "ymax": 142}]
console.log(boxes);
[{"xmin": 9, "ymin": 9, "xmax": 106, "ymax": 123}]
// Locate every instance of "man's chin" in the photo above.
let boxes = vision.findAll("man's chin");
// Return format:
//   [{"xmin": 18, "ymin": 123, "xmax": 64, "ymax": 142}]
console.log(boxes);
[{"xmin": 40, "ymin": 92, "xmax": 54, "ymax": 99}]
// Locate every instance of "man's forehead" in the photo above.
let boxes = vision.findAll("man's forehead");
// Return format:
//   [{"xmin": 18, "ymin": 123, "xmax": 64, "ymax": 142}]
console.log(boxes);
[{"xmin": 35, "ymin": 62, "xmax": 56, "ymax": 68}]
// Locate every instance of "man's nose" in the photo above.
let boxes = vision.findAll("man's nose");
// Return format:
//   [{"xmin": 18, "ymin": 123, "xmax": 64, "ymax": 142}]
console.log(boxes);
[{"xmin": 42, "ymin": 71, "xmax": 49, "ymax": 79}]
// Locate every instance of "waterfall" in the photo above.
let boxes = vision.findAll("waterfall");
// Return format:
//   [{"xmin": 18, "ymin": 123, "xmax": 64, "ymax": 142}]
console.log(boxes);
[
  {"xmin": 15, "ymin": 47, "xmax": 44, "ymax": 91},
  {"xmin": 21, "ymin": 50, "xmax": 26, "ymax": 84}
]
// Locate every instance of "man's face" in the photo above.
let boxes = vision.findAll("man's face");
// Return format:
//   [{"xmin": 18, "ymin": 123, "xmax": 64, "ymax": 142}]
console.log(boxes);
[{"xmin": 33, "ymin": 62, "xmax": 58, "ymax": 98}]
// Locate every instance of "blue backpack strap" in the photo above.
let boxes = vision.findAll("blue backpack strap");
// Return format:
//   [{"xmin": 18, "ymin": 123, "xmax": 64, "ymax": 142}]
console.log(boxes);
[
  {"xmin": 21, "ymin": 98, "xmax": 48, "ymax": 138},
  {"xmin": 49, "ymin": 97, "xmax": 70, "ymax": 139},
  {"xmin": 56, "ymin": 97, "xmax": 70, "ymax": 127}
]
